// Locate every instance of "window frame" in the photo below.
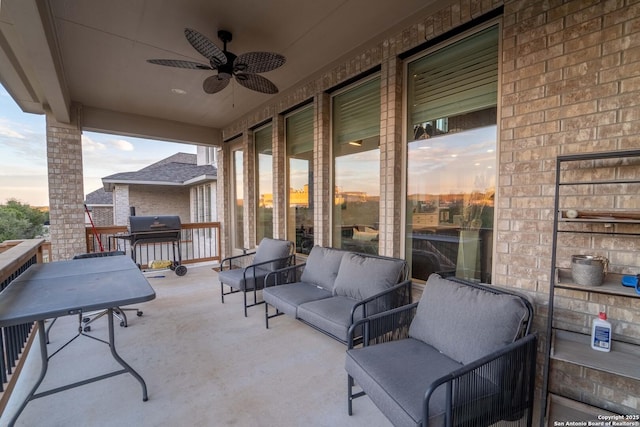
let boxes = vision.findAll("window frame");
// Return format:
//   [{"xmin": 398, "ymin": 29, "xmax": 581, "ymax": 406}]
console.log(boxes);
[
  {"xmin": 401, "ymin": 21, "xmax": 501, "ymax": 283},
  {"xmin": 330, "ymin": 75, "xmax": 382, "ymax": 253}
]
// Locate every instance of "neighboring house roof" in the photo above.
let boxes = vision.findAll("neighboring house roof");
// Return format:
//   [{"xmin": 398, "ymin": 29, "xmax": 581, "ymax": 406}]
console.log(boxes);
[
  {"xmin": 85, "ymin": 187, "xmax": 113, "ymax": 205},
  {"xmin": 101, "ymin": 152, "xmax": 217, "ymax": 191}
]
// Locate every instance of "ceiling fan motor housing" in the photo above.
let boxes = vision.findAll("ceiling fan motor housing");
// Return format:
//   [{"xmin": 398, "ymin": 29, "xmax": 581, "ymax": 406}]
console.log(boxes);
[{"xmin": 215, "ymin": 51, "xmax": 237, "ymax": 79}]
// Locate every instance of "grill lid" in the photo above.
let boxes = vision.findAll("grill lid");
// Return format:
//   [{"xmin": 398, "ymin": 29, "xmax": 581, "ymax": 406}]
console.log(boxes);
[{"xmin": 129, "ymin": 216, "xmax": 181, "ymax": 233}]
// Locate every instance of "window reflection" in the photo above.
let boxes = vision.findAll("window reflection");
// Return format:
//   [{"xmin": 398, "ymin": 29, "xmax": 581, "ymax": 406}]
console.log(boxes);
[
  {"xmin": 255, "ymin": 126, "xmax": 273, "ymax": 241},
  {"xmin": 288, "ymin": 157, "xmax": 313, "ymax": 254},
  {"xmin": 406, "ymin": 121, "xmax": 496, "ymax": 282},
  {"xmin": 233, "ymin": 149, "xmax": 244, "ymax": 250},
  {"xmin": 286, "ymin": 107, "xmax": 314, "ymax": 254},
  {"xmin": 333, "ymin": 135, "xmax": 380, "ymax": 254}
]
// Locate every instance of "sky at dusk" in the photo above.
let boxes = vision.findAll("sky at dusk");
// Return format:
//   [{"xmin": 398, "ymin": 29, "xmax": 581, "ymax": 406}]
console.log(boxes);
[{"xmin": 0, "ymin": 86, "xmax": 196, "ymax": 207}]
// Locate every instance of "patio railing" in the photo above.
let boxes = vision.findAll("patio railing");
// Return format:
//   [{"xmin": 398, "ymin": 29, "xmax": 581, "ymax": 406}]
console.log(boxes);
[
  {"xmin": 85, "ymin": 222, "xmax": 221, "ymax": 267},
  {"xmin": 0, "ymin": 239, "xmax": 47, "ymax": 414}
]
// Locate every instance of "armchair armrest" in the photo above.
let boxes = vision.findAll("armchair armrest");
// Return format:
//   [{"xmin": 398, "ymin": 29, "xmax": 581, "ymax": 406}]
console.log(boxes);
[
  {"xmin": 264, "ymin": 262, "xmax": 307, "ymax": 287},
  {"xmin": 347, "ymin": 300, "xmax": 418, "ymax": 349},
  {"xmin": 220, "ymin": 251, "xmax": 257, "ymax": 271},
  {"xmin": 243, "ymin": 254, "xmax": 296, "ymax": 285},
  {"xmin": 424, "ymin": 333, "xmax": 537, "ymax": 427},
  {"xmin": 350, "ymin": 279, "xmax": 412, "ymax": 327},
  {"xmin": 244, "ymin": 255, "xmax": 295, "ymax": 279}
]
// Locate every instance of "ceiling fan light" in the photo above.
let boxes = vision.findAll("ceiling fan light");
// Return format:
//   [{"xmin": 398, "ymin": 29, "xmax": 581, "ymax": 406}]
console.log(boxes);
[{"xmin": 218, "ymin": 71, "xmax": 232, "ymax": 80}]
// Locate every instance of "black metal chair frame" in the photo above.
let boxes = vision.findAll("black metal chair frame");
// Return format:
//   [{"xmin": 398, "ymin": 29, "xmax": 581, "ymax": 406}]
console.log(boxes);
[{"xmin": 219, "ymin": 244, "xmax": 296, "ymax": 317}]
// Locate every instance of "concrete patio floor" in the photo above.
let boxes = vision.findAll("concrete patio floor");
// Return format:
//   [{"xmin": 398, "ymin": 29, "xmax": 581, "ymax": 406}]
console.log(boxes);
[{"xmin": 1, "ymin": 264, "xmax": 391, "ymax": 427}]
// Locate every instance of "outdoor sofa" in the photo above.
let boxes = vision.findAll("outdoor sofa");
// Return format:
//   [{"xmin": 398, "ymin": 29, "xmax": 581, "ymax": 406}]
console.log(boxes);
[
  {"xmin": 263, "ymin": 245, "xmax": 411, "ymax": 344},
  {"xmin": 345, "ymin": 273, "xmax": 537, "ymax": 427}
]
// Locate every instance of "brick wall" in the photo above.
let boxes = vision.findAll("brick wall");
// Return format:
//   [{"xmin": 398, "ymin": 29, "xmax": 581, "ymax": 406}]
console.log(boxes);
[
  {"xmin": 113, "ymin": 185, "xmax": 130, "ymax": 225},
  {"xmin": 216, "ymin": 0, "xmax": 640, "ymax": 417},
  {"xmin": 88, "ymin": 206, "xmax": 113, "ymax": 227},
  {"xmin": 128, "ymin": 186, "xmax": 191, "ymax": 221},
  {"xmin": 500, "ymin": 0, "xmax": 640, "ymax": 415}
]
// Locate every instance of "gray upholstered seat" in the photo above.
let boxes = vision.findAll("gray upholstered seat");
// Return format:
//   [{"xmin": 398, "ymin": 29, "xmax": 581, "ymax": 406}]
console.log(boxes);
[
  {"xmin": 216, "ymin": 267, "xmax": 270, "ymax": 291},
  {"xmin": 297, "ymin": 295, "xmax": 365, "ymax": 342},
  {"xmin": 263, "ymin": 282, "xmax": 332, "ymax": 317}
]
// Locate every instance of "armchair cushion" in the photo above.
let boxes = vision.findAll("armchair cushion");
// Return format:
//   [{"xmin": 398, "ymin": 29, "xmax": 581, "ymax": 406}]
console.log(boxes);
[
  {"xmin": 299, "ymin": 246, "xmax": 345, "ymax": 291},
  {"xmin": 345, "ymin": 338, "xmax": 500, "ymax": 427},
  {"xmin": 253, "ymin": 238, "xmax": 292, "ymax": 271},
  {"xmin": 263, "ymin": 282, "xmax": 332, "ymax": 317},
  {"xmin": 334, "ymin": 253, "xmax": 404, "ymax": 301},
  {"xmin": 218, "ymin": 267, "xmax": 271, "ymax": 291},
  {"xmin": 408, "ymin": 274, "xmax": 528, "ymax": 365}
]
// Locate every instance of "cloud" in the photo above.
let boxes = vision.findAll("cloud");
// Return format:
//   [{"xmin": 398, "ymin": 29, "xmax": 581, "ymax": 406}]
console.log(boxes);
[
  {"xmin": 82, "ymin": 134, "xmax": 106, "ymax": 152},
  {"xmin": 0, "ymin": 122, "xmax": 26, "ymax": 139},
  {"xmin": 111, "ymin": 139, "xmax": 134, "ymax": 151}
]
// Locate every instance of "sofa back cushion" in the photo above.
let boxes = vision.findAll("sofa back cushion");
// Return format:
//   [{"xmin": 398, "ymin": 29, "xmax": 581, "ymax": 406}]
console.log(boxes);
[
  {"xmin": 253, "ymin": 238, "xmax": 292, "ymax": 271},
  {"xmin": 300, "ymin": 246, "xmax": 346, "ymax": 291},
  {"xmin": 333, "ymin": 253, "xmax": 405, "ymax": 302},
  {"xmin": 409, "ymin": 274, "xmax": 528, "ymax": 365}
]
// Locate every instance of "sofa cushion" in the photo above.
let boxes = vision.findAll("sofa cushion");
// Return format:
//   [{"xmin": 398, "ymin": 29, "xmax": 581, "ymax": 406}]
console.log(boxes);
[
  {"xmin": 300, "ymin": 246, "xmax": 346, "ymax": 292},
  {"xmin": 218, "ymin": 267, "xmax": 271, "ymax": 291},
  {"xmin": 263, "ymin": 282, "xmax": 332, "ymax": 317},
  {"xmin": 297, "ymin": 296, "xmax": 364, "ymax": 342},
  {"xmin": 408, "ymin": 274, "xmax": 528, "ymax": 365},
  {"xmin": 345, "ymin": 338, "xmax": 500, "ymax": 427},
  {"xmin": 253, "ymin": 238, "xmax": 292, "ymax": 271},
  {"xmin": 333, "ymin": 253, "xmax": 404, "ymax": 301}
]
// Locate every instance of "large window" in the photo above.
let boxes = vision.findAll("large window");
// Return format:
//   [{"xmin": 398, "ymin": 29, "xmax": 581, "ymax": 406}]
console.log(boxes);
[
  {"xmin": 332, "ymin": 77, "xmax": 381, "ymax": 254},
  {"xmin": 232, "ymin": 147, "xmax": 244, "ymax": 250},
  {"xmin": 255, "ymin": 125, "xmax": 273, "ymax": 241},
  {"xmin": 406, "ymin": 25, "xmax": 498, "ymax": 283},
  {"xmin": 286, "ymin": 107, "xmax": 314, "ymax": 254}
]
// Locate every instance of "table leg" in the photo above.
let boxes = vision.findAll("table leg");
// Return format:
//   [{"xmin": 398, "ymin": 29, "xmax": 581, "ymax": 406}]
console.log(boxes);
[
  {"xmin": 6, "ymin": 313, "xmax": 148, "ymax": 426},
  {"xmin": 7, "ymin": 320, "xmax": 49, "ymax": 427},
  {"xmin": 107, "ymin": 308, "xmax": 148, "ymax": 401}
]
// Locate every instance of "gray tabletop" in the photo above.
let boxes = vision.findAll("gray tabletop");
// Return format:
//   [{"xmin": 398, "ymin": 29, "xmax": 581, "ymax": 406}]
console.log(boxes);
[{"xmin": 0, "ymin": 255, "xmax": 156, "ymax": 327}]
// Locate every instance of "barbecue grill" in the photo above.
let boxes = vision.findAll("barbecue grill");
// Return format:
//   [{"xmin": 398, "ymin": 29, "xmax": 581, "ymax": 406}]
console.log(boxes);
[{"xmin": 125, "ymin": 215, "xmax": 187, "ymax": 276}]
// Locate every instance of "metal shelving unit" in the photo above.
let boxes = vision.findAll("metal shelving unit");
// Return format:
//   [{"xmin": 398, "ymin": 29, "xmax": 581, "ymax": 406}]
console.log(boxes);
[{"xmin": 541, "ymin": 150, "xmax": 640, "ymax": 425}]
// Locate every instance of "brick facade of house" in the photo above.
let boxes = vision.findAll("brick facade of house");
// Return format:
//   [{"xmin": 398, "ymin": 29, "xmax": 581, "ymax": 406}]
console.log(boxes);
[{"xmin": 43, "ymin": 0, "xmax": 640, "ymax": 419}]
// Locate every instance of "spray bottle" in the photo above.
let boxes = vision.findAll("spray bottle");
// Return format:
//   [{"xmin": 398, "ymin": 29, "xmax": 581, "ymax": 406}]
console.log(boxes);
[{"xmin": 591, "ymin": 312, "xmax": 612, "ymax": 352}]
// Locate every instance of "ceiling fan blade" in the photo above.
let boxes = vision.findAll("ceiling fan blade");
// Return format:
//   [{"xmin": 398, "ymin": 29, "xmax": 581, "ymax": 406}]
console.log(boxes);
[
  {"xmin": 203, "ymin": 75, "xmax": 231, "ymax": 94},
  {"xmin": 234, "ymin": 52, "xmax": 286, "ymax": 74},
  {"xmin": 235, "ymin": 73, "xmax": 279, "ymax": 94},
  {"xmin": 184, "ymin": 28, "xmax": 227, "ymax": 65},
  {"xmin": 147, "ymin": 59, "xmax": 213, "ymax": 70}
]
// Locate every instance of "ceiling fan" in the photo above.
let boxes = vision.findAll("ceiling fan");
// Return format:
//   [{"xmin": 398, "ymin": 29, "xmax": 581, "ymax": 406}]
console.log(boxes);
[{"xmin": 147, "ymin": 28, "xmax": 285, "ymax": 94}]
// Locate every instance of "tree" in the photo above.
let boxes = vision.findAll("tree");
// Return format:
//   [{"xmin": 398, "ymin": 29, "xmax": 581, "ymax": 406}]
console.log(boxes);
[{"xmin": 0, "ymin": 200, "xmax": 46, "ymax": 242}]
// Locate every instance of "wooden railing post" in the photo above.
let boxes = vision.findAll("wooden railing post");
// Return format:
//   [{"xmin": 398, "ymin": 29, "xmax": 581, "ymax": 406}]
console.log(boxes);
[{"xmin": 0, "ymin": 239, "xmax": 46, "ymax": 413}]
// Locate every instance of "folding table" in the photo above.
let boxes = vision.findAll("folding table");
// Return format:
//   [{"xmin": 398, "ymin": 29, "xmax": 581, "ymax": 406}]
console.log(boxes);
[{"xmin": 0, "ymin": 255, "xmax": 156, "ymax": 426}]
